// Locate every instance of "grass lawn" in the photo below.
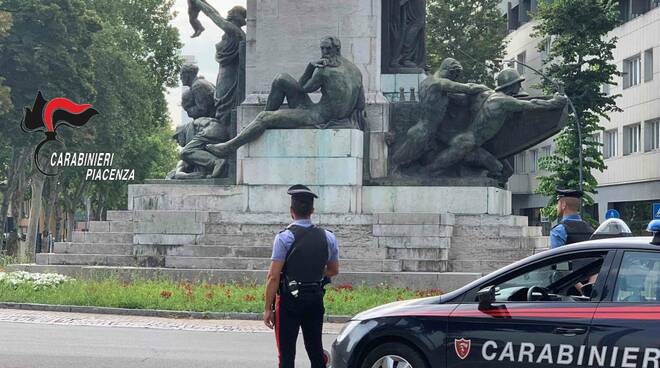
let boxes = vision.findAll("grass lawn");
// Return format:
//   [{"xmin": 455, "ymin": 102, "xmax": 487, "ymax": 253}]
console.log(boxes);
[{"xmin": 0, "ymin": 274, "xmax": 443, "ymax": 316}]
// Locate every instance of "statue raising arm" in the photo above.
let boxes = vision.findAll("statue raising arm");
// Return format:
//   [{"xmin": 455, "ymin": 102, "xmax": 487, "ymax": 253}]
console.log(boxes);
[{"xmin": 190, "ymin": 0, "xmax": 238, "ymax": 33}]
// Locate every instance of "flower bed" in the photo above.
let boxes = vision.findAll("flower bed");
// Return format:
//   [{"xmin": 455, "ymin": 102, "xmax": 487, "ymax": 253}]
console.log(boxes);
[
  {"xmin": 0, "ymin": 271, "xmax": 74, "ymax": 290},
  {"xmin": 0, "ymin": 275, "xmax": 442, "ymax": 316}
]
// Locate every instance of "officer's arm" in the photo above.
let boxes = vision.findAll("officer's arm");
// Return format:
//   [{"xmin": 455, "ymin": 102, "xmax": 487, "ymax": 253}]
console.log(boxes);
[
  {"xmin": 325, "ymin": 231, "xmax": 339, "ymax": 277},
  {"xmin": 550, "ymin": 224, "xmax": 567, "ymax": 248},
  {"xmin": 325, "ymin": 261, "xmax": 339, "ymax": 277},
  {"xmin": 265, "ymin": 261, "xmax": 284, "ymax": 311}
]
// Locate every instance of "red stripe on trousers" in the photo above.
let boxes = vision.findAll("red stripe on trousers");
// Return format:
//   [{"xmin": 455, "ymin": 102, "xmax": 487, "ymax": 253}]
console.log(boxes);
[{"xmin": 275, "ymin": 295, "xmax": 281, "ymax": 365}]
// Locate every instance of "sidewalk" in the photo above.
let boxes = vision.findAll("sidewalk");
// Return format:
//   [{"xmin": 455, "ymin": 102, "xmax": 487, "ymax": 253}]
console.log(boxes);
[{"xmin": 0, "ymin": 308, "xmax": 344, "ymax": 334}]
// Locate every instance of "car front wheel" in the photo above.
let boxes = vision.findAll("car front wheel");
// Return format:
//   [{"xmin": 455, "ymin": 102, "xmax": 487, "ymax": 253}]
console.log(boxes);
[{"xmin": 361, "ymin": 342, "xmax": 428, "ymax": 368}]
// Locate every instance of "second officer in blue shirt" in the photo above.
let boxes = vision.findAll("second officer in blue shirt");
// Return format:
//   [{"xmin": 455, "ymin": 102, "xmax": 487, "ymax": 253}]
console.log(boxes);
[
  {"xmin": 550, "ymin": 189, "xmax": 595, "ymax": 248},
  {"xmin": 263, "ymin": 184, "xmax": 339, "ymax": 368}
]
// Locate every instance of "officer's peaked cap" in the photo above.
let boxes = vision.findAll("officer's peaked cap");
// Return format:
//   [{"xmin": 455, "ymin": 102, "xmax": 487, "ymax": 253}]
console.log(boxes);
[
  {"xmin": 556, "ymin": 188, "xmax": 583, "ymax": 199},
  {"xmin": 287, "ymin": 184, "xmax": 318, "ymax": 201}
]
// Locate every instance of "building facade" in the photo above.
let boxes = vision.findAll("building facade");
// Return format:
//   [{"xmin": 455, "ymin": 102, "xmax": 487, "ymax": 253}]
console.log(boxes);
[{"xmin": 502, "ymin": 0, "xmax": 660, "ymax": 234}]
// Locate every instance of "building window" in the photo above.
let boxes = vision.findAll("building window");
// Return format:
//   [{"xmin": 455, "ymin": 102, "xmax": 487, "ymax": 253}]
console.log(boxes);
[
  {"xmin": 540, "ymin": 37, "xmax": 552, "ymax": 63},
  {"xmin": 508, "ymin": 3, "xmax": 520, "ymax": 31},
  {"xmin": 644, "ymin": 48, "xmax": 654, "ymax": 82},
  {"xmin": 514, "ymin": 152, "xmax": 527, "ymax": 174},
  {"xmin": 541, "ymin": 145, "xmax": 551, "ymax": 157},
  {"xmin": 623, "ymin": 55, "xmax": 642, "ymax": 89},
  {"xmin": 645, "ymin": 119, "xmax": 660, "ymax": 151},
  {"xmin": 620, "ymin": 0, "xmax": 657, "ymax": 22},
  {"xmin": 604, "ymin": 129, "xmax": 618, "ymax": 159},
  {"xmin": 529, "ymin": 149, "xmax": 538, "ymax": 173},
  {"xmin": 517, "ymin": 52, "xmax": 526, "ymax": 76},
  {"xmin": 623, "ymin": 124, "xmax": 641, "ymax": 155}
]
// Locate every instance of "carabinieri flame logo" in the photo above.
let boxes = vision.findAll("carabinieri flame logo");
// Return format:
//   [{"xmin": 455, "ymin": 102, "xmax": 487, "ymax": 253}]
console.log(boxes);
[{"xmin": 21, "ymin": 91, "xmax": 98, "ymax": 176}]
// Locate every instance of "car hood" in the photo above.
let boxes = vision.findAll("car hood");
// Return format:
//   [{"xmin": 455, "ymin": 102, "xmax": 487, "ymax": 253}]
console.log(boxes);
[{"xmin": 353, "ymin": 295, "xmax": 455, "ymax": 321}]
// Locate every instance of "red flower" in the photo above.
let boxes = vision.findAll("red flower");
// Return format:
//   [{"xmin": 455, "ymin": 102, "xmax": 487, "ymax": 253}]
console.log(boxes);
[
  {"xmin": 160, "ymin": 290, "xmax": 172, "ymax": 299},
  {"xmin": 243, "ymin": 294, "xmax": 256, "ymax": 302},
  {"xmin": 334, "ymin": 284, "xmax": 354, "ymax": 291}
]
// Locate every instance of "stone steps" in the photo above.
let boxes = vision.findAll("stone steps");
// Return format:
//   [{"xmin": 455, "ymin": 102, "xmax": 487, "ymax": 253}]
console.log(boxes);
[
  {"xmin": 53, "ymin": 243, "xmax": 134, "ymax": 255},
  {"xmin": 452, "ymin": 225, "xmax": 542, "ymax": 238},
  {"xmin": 107, "ymin": 210, "xmax": 133, "ymax": 222},
  {"xmin": 165, "ymin": 257, "xmax": 402, "ymax": 272},
  {"xmin": 36, "ymin": 253, "xmax": 164, "ymax": 267},
  {"xmin": 387, "ymin": 247, "xmax": 448, "ymax": 260},
  {"xmin": 453, "ymin": 214, "xmax": 529, "ymax": 227},
  {"xmin": 6, "ymin": 263, "xmax": 482, "ymax": 291},
  {"xmin": 71, "ymin": 232, "xmax": 133, "ymax": 244},
  {"xmin": 402, "ymin": 259, "xmax": 448, "ymax": 272},
  {"xmin": 37, "ymin": 253, "xmax": 402, "ymax": 272},
  {"xmin": 450, "ymin": 236, "xmax": 542, "ymax": 250},
  {"xmin": 195, "ymin": 234, "xmax": 379, "ymax": 248},
  {"xmin": 139, "ymin": 244, "xmax": 388, "ymax": 260},
  {"xmin": 88, "ymin": 221, "xmax": 134, "ymax": 233}
]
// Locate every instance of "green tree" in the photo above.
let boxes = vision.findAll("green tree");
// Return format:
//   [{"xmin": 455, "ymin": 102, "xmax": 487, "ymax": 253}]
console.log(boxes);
[
  {"xmin": 0, "ymin": 0, "xmax": 180, "ymax": 253},
  {"xmin": 534, "ymin": 0, "xmax": 621, "ymax": 221},
  {"xmin": 0, "ymin": 10, "xmax": 12, "ymax": 115},
  {"xmin": 0, "ymin": 0, "xmax": 102, "ymax": 259},
  {"xmin": 426, "ymin": 0, "xmax": 507, "ymax": 86}
]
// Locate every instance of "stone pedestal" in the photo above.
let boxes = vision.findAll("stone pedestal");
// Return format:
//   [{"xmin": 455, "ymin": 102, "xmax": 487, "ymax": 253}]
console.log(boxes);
[
  {"xmin": 237, "ymin": 129, "xmax": 363, "ymax": 185},
  {"xmin": 242, "ymin": 0, "xmax": 391, "ymax": 180}
]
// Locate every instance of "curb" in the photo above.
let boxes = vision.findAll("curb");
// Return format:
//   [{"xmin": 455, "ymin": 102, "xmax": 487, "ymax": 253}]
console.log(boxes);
[{"xmin": 0, "ymin": 302, "xmax": 352, "ymax": 323}]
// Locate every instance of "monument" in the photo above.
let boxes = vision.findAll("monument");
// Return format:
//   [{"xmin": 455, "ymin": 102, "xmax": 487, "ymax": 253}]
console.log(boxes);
[{"xmin": 14, "ymin": 0, "xmax": 565, "ymax": 291}]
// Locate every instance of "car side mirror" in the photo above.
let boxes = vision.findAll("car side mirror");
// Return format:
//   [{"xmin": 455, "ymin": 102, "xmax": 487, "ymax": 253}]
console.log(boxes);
[{"xmin": 477, "ymin": 286, "xmax": 496, "ymax": 310}]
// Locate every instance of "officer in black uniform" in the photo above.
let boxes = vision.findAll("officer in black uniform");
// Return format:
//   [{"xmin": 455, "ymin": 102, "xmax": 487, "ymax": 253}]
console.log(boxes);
[
  {"xmin": 263, "ymin": 184, "xmax": 340, "ymax": 368},
  {"xmin": 550, "ymin": 189, "xmax": 595, "ymax": 248}
]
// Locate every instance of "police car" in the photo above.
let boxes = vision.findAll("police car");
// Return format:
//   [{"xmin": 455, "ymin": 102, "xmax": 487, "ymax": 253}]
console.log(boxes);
[{"xmin": 331, "ymin": 220, "xmax": 660, "ymax": 368}]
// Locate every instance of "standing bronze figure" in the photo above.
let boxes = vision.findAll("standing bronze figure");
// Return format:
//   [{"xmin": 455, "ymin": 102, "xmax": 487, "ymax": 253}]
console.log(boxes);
[
  {"xmin": 383, "ymin": 0, "xmax": 426, "ymax": 72},
  {"xmin": 190, "ymin": 0, "xmax": 247, "ymax": 125}
]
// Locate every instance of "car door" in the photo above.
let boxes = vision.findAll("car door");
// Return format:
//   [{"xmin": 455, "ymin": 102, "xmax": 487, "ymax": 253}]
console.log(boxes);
[
  {"xmin": 446, "ymin": 250, "xmax": 615, "ymax": 368},
  {"xmin": 588, "ymin": 249, "xmax": 660, "ymax": 368}
]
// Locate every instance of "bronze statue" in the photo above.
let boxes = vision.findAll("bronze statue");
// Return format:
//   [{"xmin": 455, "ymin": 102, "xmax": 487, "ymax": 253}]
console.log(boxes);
[
  {"xmin": 168, "ymin": 64, "xmax": 230, "ymax": 179},
  {"xmin": 427, "ymin": 69, "xmax": 567, "ymax": 178},
  {"xmin": 180, "ymin": 63, "xmax": 215, "ymax": 119},
  {"xmin": 386, "ymin": 66, "xmax": 568, "ymax": 185},
  {"xmin": 391, "ymin": 58, "xmax": 489, "ymax": 169},
  {"xmin": 190, "ymin": 0, "xmax": 246, "ymax": 124},
  {"xmin": 206, "ymin": 36, "xmax": 366, "ymax": 158},
  {"xmin": 385, "ymin": 0, "xmax": 426, "ymax": 70}
]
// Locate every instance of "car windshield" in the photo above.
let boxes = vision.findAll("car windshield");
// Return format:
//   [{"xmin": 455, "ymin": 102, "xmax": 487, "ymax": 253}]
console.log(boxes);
[{"xmin": 491, "ymin": 254, "xmax": 606, "ymax": 302}]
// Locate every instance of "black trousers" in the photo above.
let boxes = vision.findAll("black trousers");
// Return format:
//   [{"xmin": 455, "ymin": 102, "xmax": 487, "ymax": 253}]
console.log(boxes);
[{"xmin": 275, "ymin": 291, "xmax": 326, "ymax": 368}]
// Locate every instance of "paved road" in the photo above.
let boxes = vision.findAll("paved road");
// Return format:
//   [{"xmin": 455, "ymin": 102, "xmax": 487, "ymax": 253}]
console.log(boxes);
[{"xmin": 0, "ymin": 309, "xmax": 341, "ymax": 368}]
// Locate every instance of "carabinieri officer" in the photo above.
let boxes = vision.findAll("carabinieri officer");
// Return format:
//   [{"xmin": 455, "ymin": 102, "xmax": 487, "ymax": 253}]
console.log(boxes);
[
  {"xmin": 550, "ymin": 189, "xmax": 595, "ymax": 248},
  {"xmin": 263, "ymin": 184, "xmax": 339, "ymax": 368}
]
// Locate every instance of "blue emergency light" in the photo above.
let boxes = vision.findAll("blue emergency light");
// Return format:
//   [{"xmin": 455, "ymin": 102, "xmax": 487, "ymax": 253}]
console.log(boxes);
[{"xmin": 648, "ymin": 220, "xmax": 660, "ymax": 245}]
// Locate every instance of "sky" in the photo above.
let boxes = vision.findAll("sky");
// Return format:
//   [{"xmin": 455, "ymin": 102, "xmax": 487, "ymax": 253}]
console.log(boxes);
[{"xmin": 166, "ymin": 0, "xmax": 246, "ymax": 128}]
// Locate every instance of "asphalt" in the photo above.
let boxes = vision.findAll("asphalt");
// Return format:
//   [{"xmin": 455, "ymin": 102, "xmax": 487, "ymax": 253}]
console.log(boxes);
[{"xmin": 0, "ymin": 309, "xmax": 341, "ymax": 368}]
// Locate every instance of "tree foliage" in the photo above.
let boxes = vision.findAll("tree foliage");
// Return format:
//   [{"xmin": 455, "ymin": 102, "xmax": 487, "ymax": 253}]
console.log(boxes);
[
  {"xmin": 533, "ymin": 0, "xmax": 621, "ymax": 221},
  {"xmin": 0, "ymin": 10, "xmax": 12, "ymax": 115},
  {"xmin": 426, "ymin": 0, "xmax": 507, "ymax": 86},
  {"xmin": 0, "ymin": 0, "xmax": 180, "ymax": 252}
]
